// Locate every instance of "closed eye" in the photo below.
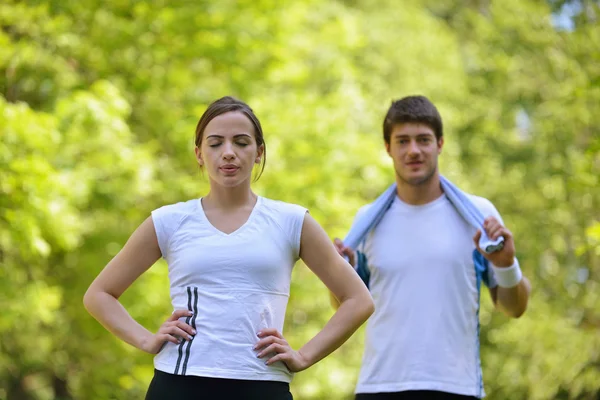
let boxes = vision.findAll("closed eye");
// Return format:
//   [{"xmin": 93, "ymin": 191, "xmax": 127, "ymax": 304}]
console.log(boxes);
[{"xmin": 208, "ymin": 140, "xmax": 250, "ymax": 147}]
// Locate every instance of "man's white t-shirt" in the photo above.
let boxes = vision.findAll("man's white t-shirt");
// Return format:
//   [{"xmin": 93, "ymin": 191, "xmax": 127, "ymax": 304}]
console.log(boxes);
[
  {"xmin": 150, "ymin": 196, "xmax": 307, "ymax": 382},
  {"xmin": 355, "ymin": 193, "xmax": 506, "ymax": 398}
]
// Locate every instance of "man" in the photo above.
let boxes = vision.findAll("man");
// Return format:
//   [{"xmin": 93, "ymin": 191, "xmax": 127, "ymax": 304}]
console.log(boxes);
[{"xmin": 332, "ymin": 95, "xmax": 531, "ymax": 399}]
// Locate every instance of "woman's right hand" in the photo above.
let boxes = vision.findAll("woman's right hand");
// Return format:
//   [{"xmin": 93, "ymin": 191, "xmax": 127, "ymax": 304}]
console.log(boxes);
[{"xmin": 140, "ymin": 309, "xmax": 196, "ymax": 354}]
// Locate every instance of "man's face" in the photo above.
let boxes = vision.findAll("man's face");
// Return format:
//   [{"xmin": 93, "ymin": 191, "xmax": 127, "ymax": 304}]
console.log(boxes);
[{"xmin": 386, "ymin": 123, "xmax": 443, "ymax": 186}]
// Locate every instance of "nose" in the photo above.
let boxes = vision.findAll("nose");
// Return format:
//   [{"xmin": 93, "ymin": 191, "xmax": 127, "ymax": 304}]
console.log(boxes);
[
  {"xmin": 407, "ymin": 140, "xmax": 420, "ymax": 157},
  {"xmin": 222, "ymin": 142, "xmax": 235, "ymax": 160}
]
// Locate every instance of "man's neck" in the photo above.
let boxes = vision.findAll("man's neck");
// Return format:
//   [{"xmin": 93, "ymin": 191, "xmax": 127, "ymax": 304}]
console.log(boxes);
[{"xmin": 395, "ymin": 173, "xmax": 443, "ymax": 205}]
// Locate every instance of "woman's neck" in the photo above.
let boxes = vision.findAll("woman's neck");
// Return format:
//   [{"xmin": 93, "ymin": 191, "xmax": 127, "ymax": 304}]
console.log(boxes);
[{"xmin": 202, "ymin": 182, "xmax": 257, "ymax": 210}]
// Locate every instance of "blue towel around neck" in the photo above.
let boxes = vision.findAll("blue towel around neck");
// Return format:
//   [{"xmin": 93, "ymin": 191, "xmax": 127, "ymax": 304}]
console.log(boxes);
[
  {"xmin": 344, "ymin": 176, "xmax": 504, "ymax": 254},
  {"xmin": 343, "ymin": 176, "xmax": 503, "ymax": 289}
]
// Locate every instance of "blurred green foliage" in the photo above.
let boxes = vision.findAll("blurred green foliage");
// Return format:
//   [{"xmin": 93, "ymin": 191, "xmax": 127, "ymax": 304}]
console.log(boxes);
[{"xmin": 1, "ymin": 0, "xmax": 599, "ymax": 399}]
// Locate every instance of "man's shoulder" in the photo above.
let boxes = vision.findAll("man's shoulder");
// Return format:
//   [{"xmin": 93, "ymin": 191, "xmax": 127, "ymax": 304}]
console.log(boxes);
[
  {"xmin": 355, "ymin": 203, "xmax": 374, "ymax": 219},
  {"xmin": 466, "ymin": 193, "xmax": 500, "ymax": 218}
]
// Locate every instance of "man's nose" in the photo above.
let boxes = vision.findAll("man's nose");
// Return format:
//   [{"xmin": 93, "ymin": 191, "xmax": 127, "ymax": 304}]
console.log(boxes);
[{"xmin": 407, "ymin": 140, "xmax": 420, "ymax": 156}]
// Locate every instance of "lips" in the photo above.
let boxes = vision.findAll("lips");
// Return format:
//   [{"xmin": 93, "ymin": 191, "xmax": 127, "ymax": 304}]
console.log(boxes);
[{"xmin": 220, "ymin": 165, "xmax": 239, "ymax": 174}]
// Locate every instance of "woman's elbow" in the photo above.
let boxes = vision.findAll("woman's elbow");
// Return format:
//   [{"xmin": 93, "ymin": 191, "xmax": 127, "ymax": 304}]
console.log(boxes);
[
  {"xmin": 83, "ymin": 286, "xmax": 108, "ymax": 314},
  {"xmin": 359, "ymin": 292, "xmax": 375, "ymax": 320},
  {"xmin": 83, "ymin": 287, "xmax": 97, "ymax": 313},
  {"xmin": 367, "ymin": 297, "xmax": 375, "ymax": 317}
]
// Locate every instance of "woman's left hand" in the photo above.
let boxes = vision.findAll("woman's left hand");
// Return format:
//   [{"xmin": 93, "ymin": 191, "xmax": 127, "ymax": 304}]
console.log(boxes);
[{"xmin": 254, "ymin": 328, "xmax": 310, "ymax": 372}]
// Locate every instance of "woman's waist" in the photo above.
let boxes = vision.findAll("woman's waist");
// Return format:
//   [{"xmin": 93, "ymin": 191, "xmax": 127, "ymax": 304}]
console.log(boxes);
[
  {"xmin": 170, "ymin": 287, "xmax": 289, "ymax": 336},
  {"xmin": 171, "ymin": 285, "xmax": 290, "ymax": 300},
  {"xmin": 170, "ymin": 286, "xmax": 289, "ymax": 312},
  {"xmin": 155, "ymin": 328, "xmax": 292, "ymax": 379}
]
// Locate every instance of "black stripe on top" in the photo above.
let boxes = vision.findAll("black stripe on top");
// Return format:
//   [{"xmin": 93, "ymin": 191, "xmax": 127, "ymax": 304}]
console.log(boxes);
[
  {"xmin": 174, "ymin": 287, "xmax": 193, "ymax": 375},
  {"xmin": 181, "ymin": 287, "xmax": 199, "ymax": 375}
]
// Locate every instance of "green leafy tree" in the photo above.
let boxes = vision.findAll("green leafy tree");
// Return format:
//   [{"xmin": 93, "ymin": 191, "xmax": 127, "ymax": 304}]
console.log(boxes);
[{"xmin": 1, "ymin": 0, "xmax": 598, "ymax": 399}]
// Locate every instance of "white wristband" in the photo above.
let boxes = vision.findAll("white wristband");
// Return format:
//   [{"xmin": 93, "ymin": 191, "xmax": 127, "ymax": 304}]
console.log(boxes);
[{"xmin": 492, "ymin": 259, "xmax": 522, "ymax": 288}]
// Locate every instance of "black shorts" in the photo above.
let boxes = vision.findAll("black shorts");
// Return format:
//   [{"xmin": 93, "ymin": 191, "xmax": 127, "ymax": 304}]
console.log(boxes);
[
  {"xmin": 145, "ymin": 369, "xmax": 293, "ymax": 400},
  {"xmin": 355, "ymin": 391, "xmax": 478, "ymax": 400}
]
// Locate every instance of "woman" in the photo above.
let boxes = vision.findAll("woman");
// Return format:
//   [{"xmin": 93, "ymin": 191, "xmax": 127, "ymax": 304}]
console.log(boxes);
[{"xmin": 83, "ymin": 96, "xmax": 374, "ymax": 399}]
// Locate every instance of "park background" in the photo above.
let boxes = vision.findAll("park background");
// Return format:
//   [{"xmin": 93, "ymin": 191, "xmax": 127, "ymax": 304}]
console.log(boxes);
[{"xmin": 1, "ymin": 0, "xmax": 599, "ymax": 399}]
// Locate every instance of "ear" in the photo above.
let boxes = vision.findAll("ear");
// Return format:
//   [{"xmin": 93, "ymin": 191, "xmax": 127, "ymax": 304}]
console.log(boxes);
[
  {"xmin": 385, "ymin": 141, "xmax": 391, "ymax": 157},
  {"xmin": 195, "ymin": 146, "xmax": 204, "ymax": 166},
  {"xmin": 437, "ymin": 136, "xmax": 444, "ymax": 155},
  {"xmin": 255, "ymin": 144, "xmax": 265, "ymax": 164}
]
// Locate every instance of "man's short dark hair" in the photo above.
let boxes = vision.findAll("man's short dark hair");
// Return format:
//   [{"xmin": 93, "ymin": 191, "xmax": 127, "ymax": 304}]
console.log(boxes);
[{"xmin": 383, "ymin": 95, "xmax": 443, "ymax": 143}]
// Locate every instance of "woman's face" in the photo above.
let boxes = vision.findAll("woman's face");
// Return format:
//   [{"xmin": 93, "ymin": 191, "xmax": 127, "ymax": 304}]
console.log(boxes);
[{"xmin": 195, "ymin": 111, "xmax": 264, "ymax": 188}]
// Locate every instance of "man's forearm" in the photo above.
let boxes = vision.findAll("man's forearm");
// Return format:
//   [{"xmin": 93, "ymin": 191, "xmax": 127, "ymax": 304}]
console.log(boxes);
[{"xmin": 496, "ymin": 277, "xmax": 531, "ymax": 318}]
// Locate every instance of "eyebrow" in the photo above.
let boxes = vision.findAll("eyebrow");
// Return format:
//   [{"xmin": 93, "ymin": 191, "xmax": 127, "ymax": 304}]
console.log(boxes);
[
  {"xmin": 206, "ymin": 134, "xmax": 252, "ymax": 139},
  {"xmin": 394, "ymin": 133, "xmax": 434, "ymax": 139}
]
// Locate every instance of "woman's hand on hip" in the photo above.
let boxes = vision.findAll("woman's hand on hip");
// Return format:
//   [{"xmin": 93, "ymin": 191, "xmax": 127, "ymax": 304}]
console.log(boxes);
[
  {"xmin": 140, "ymin": 309, "xmax": 195, "ymax": 354},
  {"xmin": 254, "ymin": 328, "xmax": 310, "ymax": 372}
]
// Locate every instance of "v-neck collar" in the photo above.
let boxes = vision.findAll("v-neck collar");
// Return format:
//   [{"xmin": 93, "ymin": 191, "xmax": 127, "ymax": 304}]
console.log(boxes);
[{"xmin": 197, "ymin": 196, "xmax": 262, "ymax": 237}]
